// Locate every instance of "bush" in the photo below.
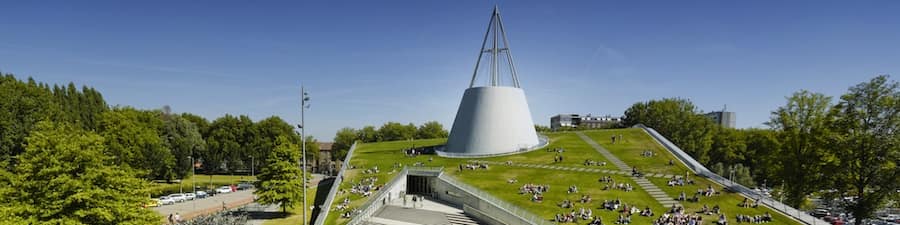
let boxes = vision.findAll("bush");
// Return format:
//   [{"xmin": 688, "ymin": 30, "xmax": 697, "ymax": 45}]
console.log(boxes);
[{"xmin": 180, "ymin": 211, "xmax": 248, "ymax": 225}]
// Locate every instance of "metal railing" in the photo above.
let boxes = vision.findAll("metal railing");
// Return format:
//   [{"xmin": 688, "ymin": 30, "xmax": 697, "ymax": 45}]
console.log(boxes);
[
  {"xmin": 437, "ymin": 173, "xmax": 555, "ymax": 225},
  {"xmin": 436, "ymin": 135, "xmax": 550, "ymax": 158},
  {"xmin": 346, "ymin": 168, "xmax": 411, "ymax": 225},
  {"xmin": 636, "ymin": 125, "xmax": 828, "ymax": 225},
  {"xmin": 313, "ymin": 142, "xmax": 358, "ymax": 225}
]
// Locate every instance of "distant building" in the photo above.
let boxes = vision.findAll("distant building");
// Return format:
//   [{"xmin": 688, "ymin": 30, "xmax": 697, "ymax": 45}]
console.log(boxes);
[
  {"xmin": 317, "ymin": 142, "xmax": 335, "ymax": 175},
  {"xmin": 550, "ymin": 114, "xmax": 623, "ymax": 130},
  {"xmin": 705, "ymin": 111, "xmax": 736, "ymax": 128}
]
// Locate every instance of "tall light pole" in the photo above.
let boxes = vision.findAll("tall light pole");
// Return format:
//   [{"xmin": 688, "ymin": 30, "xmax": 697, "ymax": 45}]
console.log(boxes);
[
  {"xmin": 299, "ymin": 85, "xmax": 310, "ymax": 225},
  {"xmin": 190, "ymin": 155, "xmax": 195, "ymax": 210}
]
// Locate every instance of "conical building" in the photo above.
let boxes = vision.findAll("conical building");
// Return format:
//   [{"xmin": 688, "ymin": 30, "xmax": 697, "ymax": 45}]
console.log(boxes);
[{"xmin": 440, "ymin": 7, "xmax": 544, "ymax": 157}]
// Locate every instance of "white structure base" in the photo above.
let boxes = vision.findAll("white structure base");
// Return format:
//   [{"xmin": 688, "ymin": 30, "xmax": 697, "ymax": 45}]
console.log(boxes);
[{"xmin": 441, "ymin": 86, "xmax": 540, "ymax": 157}]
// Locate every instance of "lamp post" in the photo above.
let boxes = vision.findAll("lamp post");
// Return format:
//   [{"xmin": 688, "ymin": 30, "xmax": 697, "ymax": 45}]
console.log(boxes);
[
  {"xmin": 189, "ymin": 156, "xmax": 195, "ymax": 210},
  {"xmin": 298, "ymin": 85, "xmax": 310, "ymax": 225}
]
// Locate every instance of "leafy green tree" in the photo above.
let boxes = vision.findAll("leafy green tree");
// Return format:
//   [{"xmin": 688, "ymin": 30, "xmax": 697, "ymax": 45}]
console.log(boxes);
[
  {"xmin": 623, "ymin": 98, "xmax": 716, "ymax": 163},
  {"xmin": 709, "ymin": 128, "xmax": 747, "ymax": 165},
  {"xmin": 303, "ymin": 136, "xmax": 320, "ymax": 166},
  {"xmin": 7, "ymin": 121, "xmax": 159, "ymax": 224},
  {"xmin": 767, "ymin": 90, "xmax": 835, "ymax": 207},
  {"xmin": 829, "ymin": 75, "xmax": 900, "ymax": 225},
  {"xmin": 332, "ymin": 127, "xmax": 358, "ymax": 161},
  {"xmin": 161, "ymin": 108, "xmax": 206, "ymax": 179},
  {"xmin": 416, "ymin": 121, "xmax": 449, "ymax": 139},
  {"xmin": 206, "ymin": 115, "xmax": 243, "ymax": 173},
  {"xmin": 252, "ymin": 116, "xmax": 299, "ymax": 174},
  {"xmin": 378, "ymin": 122, "xmax": 416, "ymax": 141},
  {"xmin": 0, "ymin": 74, "xmax": 59, "ymax": 161},
  {"xmin": 742, "ymin": 129, "xmax": 781, "ymax": 186},
  {"xmin": 99, "ymin": 107, "xmax": 175, "ymax": 180},
  {"xmin": 358, "ymin": 125, "xmax": 379, "ymax": 142},
  {"xmin": 255, "ymin": 136, "xmax": 304, "ymax": 213}
]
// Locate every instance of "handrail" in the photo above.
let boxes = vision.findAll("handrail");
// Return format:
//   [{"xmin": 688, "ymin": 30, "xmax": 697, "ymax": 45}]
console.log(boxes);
[
  {"xmin": 635, "ymin": 125, "xmax": 827, "ymax": 225},
  {"xmin": 313, "ymin": 142, "xmax": 358, "ymax": 225},
  {"xmin": 438, "ymin": 174, "xmax": 555, "ymax": 225},
  {"xmin": 345, "ymin": 167, "xmax": 445, "ymax": 225},
  {"xmin": 346, "ymin": 168, "xmax": 411, "ymax": 225}
]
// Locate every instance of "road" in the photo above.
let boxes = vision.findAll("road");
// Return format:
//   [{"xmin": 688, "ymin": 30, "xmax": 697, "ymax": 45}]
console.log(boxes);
[{"xmin": 152, "ymin": 189, "xmax": 255, "ymax": 220}]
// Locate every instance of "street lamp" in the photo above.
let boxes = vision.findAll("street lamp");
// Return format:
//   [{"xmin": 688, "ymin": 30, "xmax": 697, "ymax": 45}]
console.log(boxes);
[
  {"xmin": 189, "ymin": 156, "xmax": 196, "ymax": 210},
  {"xmin": 298, "ymin": 85, "xmax": 311, "ymax": 225}
]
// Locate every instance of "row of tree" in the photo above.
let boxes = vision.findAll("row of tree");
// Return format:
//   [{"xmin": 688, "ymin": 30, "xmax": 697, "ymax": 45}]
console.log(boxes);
[
  {"xmin": 623, "ymin": 75, "xmax": 899, "ymax": 224},
  {"xmin": 331, "ymin": 121, "xmax": 449, "ymax": 160},
  {"xmin": 0, "ymin": 73, "xmax": 319, "ymax": 223}
]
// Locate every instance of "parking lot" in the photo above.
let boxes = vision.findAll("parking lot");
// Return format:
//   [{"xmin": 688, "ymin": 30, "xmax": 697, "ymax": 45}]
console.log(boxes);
[{"xmin": 152, "ymin": 189, "xmax": 256, "ymax": 221}]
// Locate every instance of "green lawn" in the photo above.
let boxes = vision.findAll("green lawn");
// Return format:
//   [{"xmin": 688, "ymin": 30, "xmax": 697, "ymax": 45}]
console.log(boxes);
[
  {"xmin": 583, "ymin": 129, "xmax": 691, "ymax": 175},
  {"xmin": 262, "ymin": 187, "xmax": 318, "ymax": 225},
  {"xmin": 325, "ymin": 130, "xmax": 802, "ymax": 225},
  {"xmin": 486, "ymin": 132, "xmax": 614, "ymax": 169},
  {"xmin": 647, "ymin": 176, "xmax": 796, "ymax": 225}
]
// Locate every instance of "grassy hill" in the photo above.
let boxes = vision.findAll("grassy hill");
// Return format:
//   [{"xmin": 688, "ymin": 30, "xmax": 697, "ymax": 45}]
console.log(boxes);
[{"xmin": 325, "ymin": 128, "xmax": 800, "ymax": 225}]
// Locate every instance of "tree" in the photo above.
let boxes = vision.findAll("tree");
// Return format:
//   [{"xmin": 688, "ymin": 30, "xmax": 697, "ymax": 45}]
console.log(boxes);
[
  {"xmin": 253, "ymin": 116, "xmax": 300, "ymax": 174},
  {"xmin": 623, "ymin": 98, "xmax": 716, "ymax": 163},
  {"xmin": 709, "ymin": 128, "xmax": 747, "ymax": 166},
  {"xmin": 255, "ymin": 136, "xmax": 304, "ymax": 213},
  {"xmin": 829, "ymin": 75, "xmax": 900, "ymax": 225},
  {"xmin": 205, "ymin": 114, "xmax": 243, "ymax": 173},
  {"xmin": 332, "ymin": 127, "xmax": 358, "ymax": 161},
  {"xmin": 6, "ymin": 121, "xmax": 159, "ymax": 224},
  {"xmin": 378, "ymin": 122, "xmax": 416, "ymax": 141},
  {"xmin": 743, "ymin": 129, "xmax": 781, "ymax": 186},
  {"xmin": 416, "ymin": 121, "xmax": 449, "ymax": 139},
  {"xmin": 303, "ymin": 136, "xmax": 320, "ymax": 166},
  {"xmin": 99, "ymin": 107, "xmax": 175, "ymax": 180},
  {"xmin": 160, "ymin": 110, "xmax": 206, "ymax": 179},
  {"xmin": 358, "ymin": 125, "xmax": 379, "ymax": 142},
  {"xmin": 767, "ymin": 90, "xmax": 835, "ymax": 207}
]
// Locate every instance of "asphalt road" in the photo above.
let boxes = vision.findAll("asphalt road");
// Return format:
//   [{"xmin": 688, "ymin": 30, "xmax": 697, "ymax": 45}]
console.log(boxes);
[{"xmin": 153, "ymin": 189, "xmax": 256, "ymax": 221}]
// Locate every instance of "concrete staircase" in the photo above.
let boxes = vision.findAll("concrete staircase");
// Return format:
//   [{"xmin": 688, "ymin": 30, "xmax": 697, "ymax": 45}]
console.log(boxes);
[
  {"xmin": 576, "ymin": 132, "xmax": 681, "ymax": 207},
  {"xmin": 446, "ymin": 213, "xmax": 482, "ymax": 225}
]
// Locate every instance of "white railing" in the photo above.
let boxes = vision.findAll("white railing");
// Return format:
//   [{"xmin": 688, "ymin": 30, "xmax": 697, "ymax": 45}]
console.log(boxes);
[
  {"xmin": 313, "ymin": 142, "xmax": 358, "ymax": 225},
  {"xmin": 436, "ymin": 135, "xmax": 550, "ymax": 158},
  {"xmin": 636, "ymin": 125, "xmax": 828, "ymax": 225},
  {"xmin": 438, "ymin": 173, "xmax": 555, "ymax": 225},
  {"xmin": 346, "ymin": 168, "xmax": 411, "ymax": 225}
]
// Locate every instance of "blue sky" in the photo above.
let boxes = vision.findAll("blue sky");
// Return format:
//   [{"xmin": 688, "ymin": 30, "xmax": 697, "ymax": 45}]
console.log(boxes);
[{"xmin": 2, "ymin": 1, "xmax": 898, "ymax": 140}]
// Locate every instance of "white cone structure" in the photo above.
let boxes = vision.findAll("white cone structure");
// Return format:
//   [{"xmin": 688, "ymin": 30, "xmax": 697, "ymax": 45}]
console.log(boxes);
[
  {"xmin": 440, "ymin": 7, "xmax": 544, "ymax": 157},
  {"xmin": 444, "ymin": 86, "xmax": 539, "ymax": 156}
]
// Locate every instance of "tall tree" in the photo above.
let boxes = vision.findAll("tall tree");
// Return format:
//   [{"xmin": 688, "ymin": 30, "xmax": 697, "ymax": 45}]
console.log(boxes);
[
  {"xmin": 767, "ymin": 90, "xmax": 835, "ymax": 207},
  {"xmin": 623, "ymin": 98, "xmax": 716, "ymax": 163},
  {"xmin": 829, "ymin": 75, "xmax": 900, "ymax": 225},
  {"xmin": 358, "ymin": 125, "xmax": 379, "ymax": 142},
  {"xmin": 417, "ymin": 121, "xmax": 449, "ymax": 139},
  {"xmin": 255, "ymin": 136, "xmax": 304, "ymax": 213},
  {"xmin": 253, "ymin": 116, "xmax": 299, "ymax": 173},
  {"xmin": 99, "ymin": 107, "xmax": 174, "ymax": 180},
  {"xmin": 0, "ymin": 74, "xmax": 58, "ymax": 161},
  {"xmin": 160, "ymin": 109, "xmax": 206, "ymax": 179},
  {"xmin": 206, "ymin": 115, "xmax": 243, "ymax": 173},
  {"xmin": 378, "ymin": 122, "xmax": 415, "ymax": 141},
  {"xmin": 7, "ymin": 121, "xmax": 159, "ymax": 224},
  {"xmin": 332, "ymin": 127, "xmax": 358, "ymax": 161}
]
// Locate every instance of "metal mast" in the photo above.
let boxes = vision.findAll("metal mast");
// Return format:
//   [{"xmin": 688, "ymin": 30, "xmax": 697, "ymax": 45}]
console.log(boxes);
[
  {"xmin": 299, "ymin": 86, "xmax": 310, "ymax": 225},
  {"xmin": 468, "ymin": 6, "xmax": 521, "ymax": 88}
]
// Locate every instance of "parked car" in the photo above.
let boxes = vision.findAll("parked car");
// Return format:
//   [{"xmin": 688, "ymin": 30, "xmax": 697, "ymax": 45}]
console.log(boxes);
[
  {"xmin": 237, "ymin": 183, "xmax": 254, "ymax": 190},
  {"xmin": 167, "ymin": 193, "xmax": 186, "ymax": 202},
  {"xmin": 158, "ymin": 196, "xmax": 175, "ymax": 205},
  {"xmin": 146, "ymin": 198, "xmax": 160, "ymax": 208},
  {"xmin": 216, "ymin": 186, "xmax": 232, "ymax": 194},
  {"xmin": 184, "ymin": 193, "xmax": 196, "ymax": 201},
  {"xmin": 195, "ymin": 191, "xmax": 208, "ymax": 199}
]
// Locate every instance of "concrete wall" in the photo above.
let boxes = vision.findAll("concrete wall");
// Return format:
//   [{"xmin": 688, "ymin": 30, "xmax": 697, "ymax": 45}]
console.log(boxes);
[{"xmin": 445, "ymin": 86, "xmax": 539, "ymax": 155}]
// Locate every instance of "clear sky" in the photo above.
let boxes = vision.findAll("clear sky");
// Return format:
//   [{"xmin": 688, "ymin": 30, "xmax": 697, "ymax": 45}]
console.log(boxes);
[{"xmin": 2, "ymin": 1, "xmax": 898, "ymax": 140}]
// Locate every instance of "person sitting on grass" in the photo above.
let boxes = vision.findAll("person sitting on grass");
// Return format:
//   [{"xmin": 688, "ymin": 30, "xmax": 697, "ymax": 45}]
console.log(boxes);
[
  {"xmin": 568, "ymin": 185, "xmax": 579, "ymax": 194},
  {"xmin": 580, "ymin": 194, "xmax": 592, "ymax": 203},
  {"xmin": 640, "ymin": 207, "xmax": 653, "ymax": 217}
]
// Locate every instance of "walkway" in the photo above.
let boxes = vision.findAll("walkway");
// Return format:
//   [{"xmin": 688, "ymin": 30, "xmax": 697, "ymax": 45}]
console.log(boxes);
[
  {"xmin": 467, "ymin": 160, "xmax": 679, "ymax": 179},
  {"xmin": 575, "ymin": 132, "xmax": 680, "ymax": 207}
]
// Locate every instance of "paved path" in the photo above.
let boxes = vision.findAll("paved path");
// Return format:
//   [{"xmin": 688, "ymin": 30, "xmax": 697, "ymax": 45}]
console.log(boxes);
[
  {"xmin": 153, "ymin": 189, "xmax": 256, "ymax": 221},
  {"xmin": 468, "ymin": 159, "xmax": 679, "ymax": 179},
  {"xmin": 575, "ymin": 132, "xmax": 680, "ymax": 207}
]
